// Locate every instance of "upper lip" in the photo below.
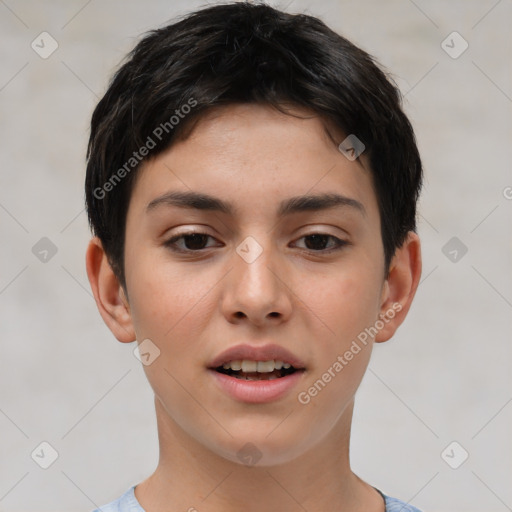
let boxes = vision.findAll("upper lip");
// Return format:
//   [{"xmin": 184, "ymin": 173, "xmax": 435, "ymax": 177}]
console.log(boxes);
[{"xmin": 208, "ymin": 343, "xmax": 306, "ymax": 369}]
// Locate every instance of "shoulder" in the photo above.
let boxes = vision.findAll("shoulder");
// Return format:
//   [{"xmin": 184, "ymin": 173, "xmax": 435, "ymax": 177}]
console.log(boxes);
[
  {"xmin": 90, "ymin": 486, "xmax": 144, "ymax": 512},
  {"xmin": 383, "ymin": 493, "xmax": 423, "ymax": 512}
]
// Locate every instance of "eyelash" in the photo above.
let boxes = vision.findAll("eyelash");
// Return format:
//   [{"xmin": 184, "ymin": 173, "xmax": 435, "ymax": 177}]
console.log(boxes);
[{"xmin": 163, "ymin": 231, "xmax": 348, "ymax": 254}]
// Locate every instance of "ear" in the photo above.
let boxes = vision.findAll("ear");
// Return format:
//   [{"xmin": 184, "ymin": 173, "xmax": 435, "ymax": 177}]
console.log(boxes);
[
  {"xmin": 374, "ymin": 231, "xmax": 422, "ymax": 343},
  {"xmin": 85, "ymin": 237, "xmax": 136, "ymax": 343}
]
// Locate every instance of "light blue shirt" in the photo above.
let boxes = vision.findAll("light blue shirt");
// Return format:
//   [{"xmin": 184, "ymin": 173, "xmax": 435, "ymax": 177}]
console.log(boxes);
[{"xmin": 91, "ymin": 485, "xmax": 423, "ymax": 511}]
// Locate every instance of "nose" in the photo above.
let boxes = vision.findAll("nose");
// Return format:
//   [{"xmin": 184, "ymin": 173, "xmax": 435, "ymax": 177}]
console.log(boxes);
[{"xmin": 220, "ymin": 236, "xmax": 293, "ymax": 326}]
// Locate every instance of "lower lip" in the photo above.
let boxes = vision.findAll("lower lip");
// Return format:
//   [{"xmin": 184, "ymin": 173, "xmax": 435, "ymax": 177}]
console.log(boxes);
[{"xmin": 208, "ymin": 369, "xmax": 305, "ymax": 404}]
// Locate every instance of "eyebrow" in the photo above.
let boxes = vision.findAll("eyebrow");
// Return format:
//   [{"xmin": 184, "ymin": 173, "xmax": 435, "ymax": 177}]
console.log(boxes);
[{"xmin": 146, "ymin": 190, "xmax": 366, "ymax": 217}]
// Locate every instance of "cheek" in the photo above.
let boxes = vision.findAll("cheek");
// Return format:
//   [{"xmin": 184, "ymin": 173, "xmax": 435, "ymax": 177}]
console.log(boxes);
[
  {"xmin": 302, "ymin": 266, "xmax": 382, "ymax": 342},
  {"xmin": 295, "ymin": 272, "xmax": 378, "ymax": 421},
  {"xmin": 123, "ymin": 255, "xmax": 225, "ymax": 446},
  {"xmin": 125, "ymin": 249, "xmax": 207, "ymax": 343}
]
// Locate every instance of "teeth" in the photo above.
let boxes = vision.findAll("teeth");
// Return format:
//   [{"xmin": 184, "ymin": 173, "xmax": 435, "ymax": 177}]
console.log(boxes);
[
  {"xmin": 257, "ymin": 360, "xmax": 275, "ymax": 373},
  {"xmin": 241, "ymin": 360, "xmax": 257, "ymax": 372},
  {"xmin": 221, "ymin": 359, "xmax": 291, "ymax": 372},
  {"xmin": 223, "ymin": 360, "xmax": 242, "ymax": 371}
]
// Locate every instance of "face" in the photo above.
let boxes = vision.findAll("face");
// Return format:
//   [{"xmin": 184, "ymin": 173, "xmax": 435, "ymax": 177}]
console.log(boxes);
[{"xmin": 90, "ymin": 103, "xmax": 417, "ymax": 467}]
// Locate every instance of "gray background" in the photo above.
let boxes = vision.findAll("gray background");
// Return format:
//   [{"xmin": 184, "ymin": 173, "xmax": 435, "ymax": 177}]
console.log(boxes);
[{"xmin": 1, "ymin": 0, "xmax": 511, "ymax": 511}]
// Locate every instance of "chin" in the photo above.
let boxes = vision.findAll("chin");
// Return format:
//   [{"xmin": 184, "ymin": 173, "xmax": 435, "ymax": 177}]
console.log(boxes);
[{"xmin": 211, "ymin": 427, "xmax": 313, "ymax": 468}]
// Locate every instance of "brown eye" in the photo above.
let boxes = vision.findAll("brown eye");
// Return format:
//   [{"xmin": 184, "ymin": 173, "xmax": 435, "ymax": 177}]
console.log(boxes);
[
  {"xmin": 294, "ymin": 234, "xmax": 347, "ymax": 253},
  {"xmin": 164, "ymin": 232, "xmax": 219, "ymax": 252},
  {"xmin": 164, "ymin": 232, "xmax": 347, "ymax": 255}
]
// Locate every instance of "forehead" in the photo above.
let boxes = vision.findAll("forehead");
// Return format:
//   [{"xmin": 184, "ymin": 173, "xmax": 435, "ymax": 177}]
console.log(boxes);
[
  {"xmin": 173, "ymin": 103, "xmax": 344, "ymax": 161},
  {"xmin": 127, "ymin": 103, "xmax": 379, "ymax": 223}
]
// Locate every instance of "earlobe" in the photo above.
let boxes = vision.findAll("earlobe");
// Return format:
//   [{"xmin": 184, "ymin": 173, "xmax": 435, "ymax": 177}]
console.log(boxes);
[
  {"xmin": 375, "ymin": 231, "xmax": 422, "ymax": 343},
  {"xmin": 85, "ymin": 237, "xmax": 136, "ymax": 343}
]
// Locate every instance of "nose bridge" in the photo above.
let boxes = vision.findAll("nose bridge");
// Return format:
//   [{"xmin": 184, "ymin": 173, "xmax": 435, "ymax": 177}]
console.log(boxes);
[
  {"xmin": 235, "ymin": 233, "xmax": 279, "ymax": 296},
  {"xmin": 223, "ymin": 231, "xmax": 291, "ymax": 322}
]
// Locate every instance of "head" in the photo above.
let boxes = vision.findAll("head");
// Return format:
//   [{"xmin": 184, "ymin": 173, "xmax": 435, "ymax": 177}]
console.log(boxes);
[{"xmin": 85, "ymin": 2, "xmax": 422, "ymax": 466}]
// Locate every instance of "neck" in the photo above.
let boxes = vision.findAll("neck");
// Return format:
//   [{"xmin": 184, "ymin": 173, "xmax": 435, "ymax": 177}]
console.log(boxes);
[{"xmin": 134, "ymin": 396, "xmax": 385, "ymax": 512}]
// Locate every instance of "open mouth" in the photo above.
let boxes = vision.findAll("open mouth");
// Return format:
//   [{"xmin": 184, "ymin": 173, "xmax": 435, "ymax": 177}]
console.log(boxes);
[{"xmin": 214, "ymin": 360, "xmax": 300, "ymax": 381}]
